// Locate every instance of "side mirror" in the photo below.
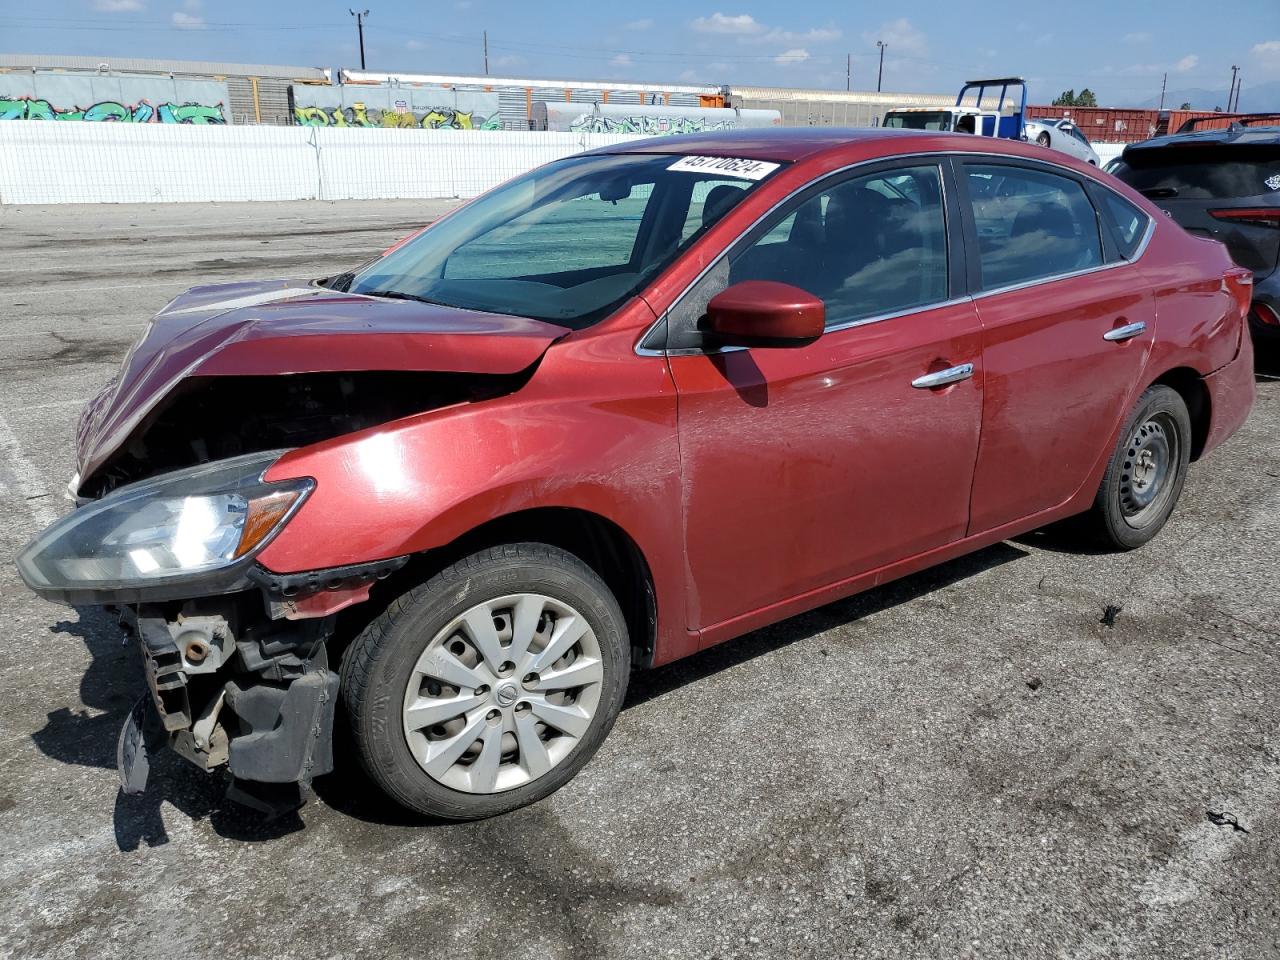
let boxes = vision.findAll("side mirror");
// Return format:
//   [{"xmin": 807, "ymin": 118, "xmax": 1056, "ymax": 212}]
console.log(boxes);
[{"xmin": 704, "ymin": 280, "xmax": 824, "ymax": 347}]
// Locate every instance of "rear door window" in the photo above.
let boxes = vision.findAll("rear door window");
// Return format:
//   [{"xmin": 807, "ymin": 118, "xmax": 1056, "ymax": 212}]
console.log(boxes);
[{"xmin": 964, "ymin": 163, "xmax": 1103, "ymax": 289}]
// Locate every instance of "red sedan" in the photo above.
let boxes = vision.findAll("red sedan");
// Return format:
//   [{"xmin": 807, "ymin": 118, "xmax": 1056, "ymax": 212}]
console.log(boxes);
[{"xmin": 17, "ymin": 129, "xmax": 1255, "ymax": 820}]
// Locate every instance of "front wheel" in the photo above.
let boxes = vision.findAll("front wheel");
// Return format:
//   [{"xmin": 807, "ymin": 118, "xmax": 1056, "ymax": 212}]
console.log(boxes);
[
  {"xmin": 1083, "ymin": 385, "xmax": 1191, "ymax": 550},
  {"xmin": 341, "ymin": 543, "xmax": 630, "ymax": 819}
]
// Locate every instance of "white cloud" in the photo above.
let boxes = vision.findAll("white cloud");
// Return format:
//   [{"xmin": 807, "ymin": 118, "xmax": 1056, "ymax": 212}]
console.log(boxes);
[
  {"xmin": 754, "ymin": 25, "xmax": 840, "ymax": 45},
  {"xmin": 1174, "ymin": 54, "xmax": 1198, "ymax": 73},
  {"xmin": 172, "ymin": 10, "xmax": 205, "ymax": 28},
  {"xmin": 626, "ymin": 18, "xmax": 654, "ymax": 30},
  {"xmin": 692, "ymin": 12, "xmax": 764, "ymax": 35},
  {"xmin": 862, "ymin": 18, "xmax": 927, "ymax": 58},
  {"xmin": 610, "ymin": 53, "xmax": 634, "ymax": 69},
  {"xmin": 1251, "ymin": 39, "xmax": 1280, "ymax": 72},
  {"xmin": 493, "ymin": 54, "xmax": 525, "ymax": 68},
  {"xmin": 93, "ymin": 0, "xmax": 143, "ymax": 10},
  {"xmin": 775, "ymin": 48, "xmax": 809, "ymax": 65},
  {"xmin": 1123, "ymin": 31, "xmax": 1152, "ymax": 44}
]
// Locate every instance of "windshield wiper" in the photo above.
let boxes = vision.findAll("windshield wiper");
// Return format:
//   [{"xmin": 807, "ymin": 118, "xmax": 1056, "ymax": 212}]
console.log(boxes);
[
  {"xmin": 320, "ymin": 270, "xmax": 355, "ymax": 291},
  {"xmin": 359, "ymin": 289, "xmax": 441, "ymax": 305}
]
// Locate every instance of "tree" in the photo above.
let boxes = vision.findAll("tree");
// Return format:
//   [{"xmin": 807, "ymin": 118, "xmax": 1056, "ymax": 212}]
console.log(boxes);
[
  {"xmin": 1179, "ymin": 101, "xmax": 1191, "ymax": 110},
  {"xmin": 1052, "ymin": 88, "xmax": 1098, "ymax": 107}
]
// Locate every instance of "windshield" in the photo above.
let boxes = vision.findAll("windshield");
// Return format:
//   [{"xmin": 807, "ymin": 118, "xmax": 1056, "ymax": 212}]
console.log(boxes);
[
  {"xmin": 883, "ymin": 111, "xmax": 954, "ymax": 131},
  {"xmin": 346, "ymin": 152, "xmax": 781, "ymax": 328}
]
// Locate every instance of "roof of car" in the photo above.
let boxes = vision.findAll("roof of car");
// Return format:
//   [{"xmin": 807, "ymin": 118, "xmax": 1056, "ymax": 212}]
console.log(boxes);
[
  {"xmin": 589, "ymin": 126, "xmax": 1038, "ymax": 163},
  {"xmin": 1125, "ymin": 125, "xmax": 1280, "ymax": 155}
]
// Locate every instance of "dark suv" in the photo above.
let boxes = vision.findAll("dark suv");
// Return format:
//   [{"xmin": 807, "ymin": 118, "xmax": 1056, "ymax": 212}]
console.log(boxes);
[{"xmin": 1110, "ymin": 115, "xmax": 1280, "ymax": 351}]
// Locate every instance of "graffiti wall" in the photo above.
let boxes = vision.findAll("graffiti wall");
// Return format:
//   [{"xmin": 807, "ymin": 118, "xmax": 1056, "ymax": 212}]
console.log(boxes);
[
  {"xmin": 292, "ymin": 84, "xmax": 501, "ymax": 130},
  {"xmin": 0, "ymin": 71, "xmax": 227, "ymax": 123},
  {"xmin": 534, "ymin": 102, "xmax": 781, "ymax": 135}
]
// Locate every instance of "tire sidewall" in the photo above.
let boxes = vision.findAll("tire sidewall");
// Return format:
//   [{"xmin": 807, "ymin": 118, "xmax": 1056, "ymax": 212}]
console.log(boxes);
[
  {"xmin": 1097, "ymin": 386, "xmax": 1192, "ymax": 549},
  {"xmin": 345, "ymin": 546, "xmax": 630, "ymax": 820}
]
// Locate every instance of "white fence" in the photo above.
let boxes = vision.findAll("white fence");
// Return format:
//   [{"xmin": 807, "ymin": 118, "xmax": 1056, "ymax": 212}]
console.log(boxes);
[
  {"xmin": 0, "ymin": 123, "xmax": 644, "ymax": 205},
  {"xmin": 0, "ymin": 122, "xmax": 1132, "ymax": 206}
]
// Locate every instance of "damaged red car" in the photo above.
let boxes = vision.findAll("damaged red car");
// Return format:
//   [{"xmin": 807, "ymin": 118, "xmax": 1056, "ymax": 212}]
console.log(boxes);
[{"xmin": 17, "ymin": 129, "xmax": 1256, "ymax": 820}]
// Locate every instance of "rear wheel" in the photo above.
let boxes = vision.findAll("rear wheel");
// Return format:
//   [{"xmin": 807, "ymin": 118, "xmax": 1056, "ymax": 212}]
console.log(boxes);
[
  {"xmin": 1036, "ymin": 131, "xmax": 1051, "ymax": 147},
  {"xmin": 1083, "ymin": 385, "xmax": 1191, "ymax": 550},
  {"xmin": 341, "ymin": 543, "xmax": 630, "ymax": 819}
]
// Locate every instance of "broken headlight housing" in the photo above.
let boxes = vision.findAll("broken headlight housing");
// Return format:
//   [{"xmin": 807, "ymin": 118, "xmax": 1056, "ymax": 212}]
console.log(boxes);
[{"xmin": 16, "ymin": 451, "xmax": 312, "ymax": 604}]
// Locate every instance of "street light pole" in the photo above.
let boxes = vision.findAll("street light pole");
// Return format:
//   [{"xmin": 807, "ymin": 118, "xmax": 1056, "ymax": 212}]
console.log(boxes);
[
  {"xmin": 350, "ymin": 9, "xmax": 370, "ymax": 70},
  {"xmin": 876, "ymin": 41, "xmax": 887, "ymax": 93},
  {"xmin": 1228, "ymin": 64, "xmax": 1239, "ymax": 113}
]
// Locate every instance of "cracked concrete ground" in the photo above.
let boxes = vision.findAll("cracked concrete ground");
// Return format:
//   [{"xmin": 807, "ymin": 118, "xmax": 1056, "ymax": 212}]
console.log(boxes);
[{"xmin": 0, "ymin": 200, "xmax": 1278, "ymax": 960}]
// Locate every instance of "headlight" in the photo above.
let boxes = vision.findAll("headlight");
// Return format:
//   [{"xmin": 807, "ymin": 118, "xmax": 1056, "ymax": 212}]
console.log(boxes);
[{"xmin": 16, "ymin": 451, "xmax": 312, "ymax": 601}]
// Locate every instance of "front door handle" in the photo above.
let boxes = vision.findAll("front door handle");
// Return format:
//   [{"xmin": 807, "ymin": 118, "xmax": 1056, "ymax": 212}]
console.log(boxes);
[
  {"xmin": 1104, "ymin": 320, "xmax": 1147, "ymax": 342},
  {"xmin": 911, "ymin": 363, "xmax": 974, "ymax": 389}
]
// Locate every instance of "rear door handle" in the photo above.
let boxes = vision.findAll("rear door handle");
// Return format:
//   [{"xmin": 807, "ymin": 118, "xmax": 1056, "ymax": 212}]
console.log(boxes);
[
  {"xmin": 1104, "ymin": 321, "xmax": 1146, "ymax": 342},
  {"xmin": 911, "ymin": 363, "xmax": 974, "ymax": 389}
]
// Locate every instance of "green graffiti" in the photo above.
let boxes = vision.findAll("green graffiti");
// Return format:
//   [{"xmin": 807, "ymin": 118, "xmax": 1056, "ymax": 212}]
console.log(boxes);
[
  {"xmin": 568, "ymin": 114, "xmax": 735, "ymax": 136},
  {"xmin": 293, "ymin": 102, "xmax": 501, "ymax": 130},
  {"xmin": 0, "ymin": 96, "xmax": 226, "ymax": 123}
]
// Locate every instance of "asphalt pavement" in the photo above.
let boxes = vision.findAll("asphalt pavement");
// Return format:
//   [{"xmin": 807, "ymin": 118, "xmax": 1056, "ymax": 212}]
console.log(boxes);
[{"xmin": 1, "ymin": 200, "xmax": 1278, "ymax": 960}]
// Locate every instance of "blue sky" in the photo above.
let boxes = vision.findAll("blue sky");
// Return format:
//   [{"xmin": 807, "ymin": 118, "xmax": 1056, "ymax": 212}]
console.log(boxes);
[{"xmin": 6, "ymin": 1, "xmax": 1280, "ymax": 107}]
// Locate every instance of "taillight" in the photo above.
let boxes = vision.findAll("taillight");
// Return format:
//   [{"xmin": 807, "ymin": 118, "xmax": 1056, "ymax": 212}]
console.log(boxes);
[
  {"xmin": 1209, "ymin": 207, "xmax": 1280, "ymax": 229},
  {"xmin": 1223, "ymin": 266, "xmax": 1254, "ymax": 320}
]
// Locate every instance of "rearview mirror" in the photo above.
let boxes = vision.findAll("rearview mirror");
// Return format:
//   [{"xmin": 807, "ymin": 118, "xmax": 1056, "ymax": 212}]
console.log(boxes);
[{"xmin": 705, "ymin": 281, "xmax": 824, "ymax": 347}]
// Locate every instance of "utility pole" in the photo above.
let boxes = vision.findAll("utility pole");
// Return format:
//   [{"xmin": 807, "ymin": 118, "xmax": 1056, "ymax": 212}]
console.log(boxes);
[
  {"xmin": 1228, "ymin": 64, "xmax": 1239, "ymax": 113},
  {"xmin": 846, "ymin": 53, "xmax": 851, "ymax": 91},
  {"xmin": 350, "ymin": 9, "xmax": 369, "ymax": 70},
  {"xmin": 483, "ymin": 30, "xmax": 489, "ymax": 75},
  {"xmin": 876, "ymin": 41, "xmax": 887, "ymax": 93},
  {"xmin": 1233, "ymin": 77, "xmax": 1243, "ymax": 112},
  {"xmin": 1158, "ymin": 72, "xmax": 1166, "ymax": 111}
]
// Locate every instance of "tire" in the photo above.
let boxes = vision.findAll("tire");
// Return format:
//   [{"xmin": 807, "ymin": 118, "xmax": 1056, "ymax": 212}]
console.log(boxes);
[
  {"xmin": 1036, "ymin": 131, "xmax": 1051, "ymax": 147},
  {"xmin": 1083, "ymin": 385, "xmax": 1192, "ymax": 550},
  {"xmin": 341, "ymin": 543, "xmax": 630, "ymax": 820}
]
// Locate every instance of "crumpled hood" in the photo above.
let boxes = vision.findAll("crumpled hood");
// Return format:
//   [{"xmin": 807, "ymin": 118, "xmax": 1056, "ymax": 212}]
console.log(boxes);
[{"xmin": 74, "ymin": 278, "xmax": 569, "ymax": 491}]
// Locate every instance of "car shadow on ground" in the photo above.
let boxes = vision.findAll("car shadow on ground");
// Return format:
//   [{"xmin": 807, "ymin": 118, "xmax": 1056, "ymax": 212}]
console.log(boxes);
[
  {"xmin": 313, "ymin": 540, "xmax": 1031, "ymax": 828},
  {"xmin": 32, "ymin": 541, "xmax": 1035, "ymax": 840}
]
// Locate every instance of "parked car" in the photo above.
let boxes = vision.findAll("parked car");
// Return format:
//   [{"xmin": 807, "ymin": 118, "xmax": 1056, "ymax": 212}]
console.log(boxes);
[
  {"xmin": 16, "ymin": 129, "xmax": 1256, "ymax": 821},
  {"xmin": 1110, "ymin": 115, "xmax": 1280, "ymax": 350},
  {"xmin": 1024, "ymin": 116, "xmax": 1101, "ymax": 165}
]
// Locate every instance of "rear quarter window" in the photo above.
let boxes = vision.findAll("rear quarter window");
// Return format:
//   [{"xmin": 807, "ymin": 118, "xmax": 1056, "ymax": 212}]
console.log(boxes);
[{"xmin": 1096, "ymin": 189, "xmax": 1150, "ymax": 259}]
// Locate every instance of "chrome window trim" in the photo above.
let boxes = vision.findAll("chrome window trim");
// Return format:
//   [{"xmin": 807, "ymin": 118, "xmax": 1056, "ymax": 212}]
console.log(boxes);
[{"xmin": 633, "ymin": 149, "xmax": 1158, "ymax": 358}]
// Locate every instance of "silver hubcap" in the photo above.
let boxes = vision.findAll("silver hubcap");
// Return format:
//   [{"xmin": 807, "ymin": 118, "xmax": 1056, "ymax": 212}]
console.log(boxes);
[
  {"xmin": 401, "ymin": 593, "xmax": 604, "ymax": 794},
  {"xmin": 1119, "ymin": 413, "xmax": 1179, "ymax": 526}
]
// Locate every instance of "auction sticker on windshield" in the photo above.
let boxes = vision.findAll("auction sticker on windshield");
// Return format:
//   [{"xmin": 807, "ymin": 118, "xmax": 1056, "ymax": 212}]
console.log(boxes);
[{"xmin": 667, "ymin": 156, "xmax": 781, "ymax": 180}]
